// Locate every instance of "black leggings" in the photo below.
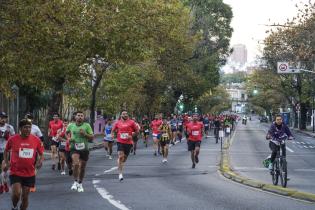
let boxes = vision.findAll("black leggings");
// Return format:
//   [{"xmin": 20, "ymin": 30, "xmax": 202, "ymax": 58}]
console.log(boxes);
[{"xmin": 269, "ymin": 141, "xmax": 286, "ymax": 163}]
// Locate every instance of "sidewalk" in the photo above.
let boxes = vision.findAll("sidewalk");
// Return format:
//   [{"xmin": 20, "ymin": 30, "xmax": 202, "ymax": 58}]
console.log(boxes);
[{"xmin": 292, "ymin": 127, "xmax": 315, "ymax": 138}]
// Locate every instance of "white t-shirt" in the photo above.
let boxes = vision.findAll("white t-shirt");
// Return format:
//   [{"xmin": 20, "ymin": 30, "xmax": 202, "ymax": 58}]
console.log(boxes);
[
  {"xmin": 31, "ymin": 124, "xmax": 43, "ymax": 138},
  {"xmin": 0, "ymin": 123, "xmax": 15, "ymax": 153}
]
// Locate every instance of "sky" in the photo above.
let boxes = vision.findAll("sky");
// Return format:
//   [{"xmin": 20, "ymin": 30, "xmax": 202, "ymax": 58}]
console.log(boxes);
[{"xmin": 223, "ymin": 0, "xmax": 312, "ymax": 63}]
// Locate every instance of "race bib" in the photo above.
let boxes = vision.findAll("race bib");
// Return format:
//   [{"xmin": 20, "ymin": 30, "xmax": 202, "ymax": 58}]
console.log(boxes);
[
  {"xmin": 145, "ymin": 129, "xmax": 149, "ymax": 132},
  {"xmin": 75, "ymin": 143, "xmax": 85, "ymax": 150},
  {"xmin": 192, "ymin": 131, "xmax": 199, "ymax": 136},
  {"xmin": 106, "ymin": 134, "xmax": 112, "ymax": 138},
  {"xmin": 178, "ymin": 123, "xmax": 182, "ymax": 126},
  {"xmin": 162, "ymin": 133, "xmax": 168, "ymax": 138},
  {"xmin": 120, "ymin": 133, "xmax": 129, "ymax": 139},
  {"xmin": 60, "ymin": 141, "xmax": 66, "ymax": 146},
  {"xmin": 19, "ymin": 148, "xmax": 34, "ymax": 159},
  {"xmin": 52, "ymin": 137, "xmax": 59, "ymax": 142},
  {"xmin": 205, "ymin": 124, "xmax": 209, "ymax": 126}
]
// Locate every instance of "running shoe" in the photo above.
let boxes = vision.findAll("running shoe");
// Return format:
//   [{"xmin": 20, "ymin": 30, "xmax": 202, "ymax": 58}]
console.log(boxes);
[
  {"xmin": 71, "ymin": 181, "xmax": 78, "ymax": 191},
  {"xmin": 77, "ymin": 183, "xmax": 84, "ymax": 192},
  {"xmin": 119, "ymin": 174, "xmax": 124, "ymax": 182}
]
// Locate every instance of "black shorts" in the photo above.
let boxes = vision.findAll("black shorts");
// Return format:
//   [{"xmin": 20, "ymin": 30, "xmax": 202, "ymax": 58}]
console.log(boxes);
[
  {"xmin": 65, "ymin": 151, "xmax": 72, "ymax": 165},
  {"xmin": 188, "ymin": 141, "xmax": 201, "ymax": 151},
  {"xmin": 117, "ymin": 142, "xmax": 133, "ymax": 157},
  {"xmin": 10, "ymin": 175, "xmax": 35, "ymax": 187},
  {"xmin": 204, "ymin": 126, "xmax": 209, "ymax": 131},
  {"xmin": 160, "ymin": 140, "xmax": 170, "ymax": 147},
  {"xmin": 0, "ymin": 153, "xmax": 3, "ymax": 173},
  {"xmin": 71, "ymin": 150, "xmax": 89, "ymax": 161},
  {"xmin": 50, "ymin": 139, "xmax": 59, "ymax": 147}
]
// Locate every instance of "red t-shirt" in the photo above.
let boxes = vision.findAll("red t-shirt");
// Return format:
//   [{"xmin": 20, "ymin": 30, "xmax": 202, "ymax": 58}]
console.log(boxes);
[
  {"xmin": 151, "ymin": 120, "xmax": 162, "ymax": 134},
  {"xmin": 186, "ymin": 122, "xmax": 204, "ymax": 141},
  {"xmin": 49, "ymin": 120, "xmax": 63, "ymax": 137},
  {"xmin": 112, "ymin": 119, "xmax": 139, "ymax": 144},
  {"xmin": 5, "ymin": 134, "xmax": 44, "ymax": 177}
]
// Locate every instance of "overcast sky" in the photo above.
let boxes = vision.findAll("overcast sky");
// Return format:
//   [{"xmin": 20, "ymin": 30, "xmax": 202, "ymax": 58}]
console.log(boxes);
[{"xmin": 223, "ymin": 0, "xmax": 312, "ymax": 63}]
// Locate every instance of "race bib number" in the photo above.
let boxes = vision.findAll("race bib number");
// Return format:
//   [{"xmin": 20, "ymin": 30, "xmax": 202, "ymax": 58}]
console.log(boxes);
[
  {"xmin": 178, "ymin": 123, "xmax": 182, "ymax": 126},
  {"xmin": 145, "ymin": 129, "xmax": 149, "ymax": 132},
  {"xmin": 162, "ymin": 133, "xmax": 168, "ymax": 138},
  {"xmin": 205, "ymin": 124, "xmax": 209, "ymax": 126},
  {"xmin": 106, "ymin": 134, "xmax": 112, "ymax": 138},
  {"xmin": 19, "ymin": 148, "xmax": 34, "ymax": 159},
  {"xmin": 75, "ymin": 143, "xmax": 85, "ymax": 150},
  {"xmin": 192, "ymin": 131, "xmax": 199, "ymax": 136},
  {"xmin": 120, "ymin": 133, "xmax": 129, "ymax": 139},
  {"xmin": 60, "ymin": 141, "xmax": 66, "ymax": 146}
]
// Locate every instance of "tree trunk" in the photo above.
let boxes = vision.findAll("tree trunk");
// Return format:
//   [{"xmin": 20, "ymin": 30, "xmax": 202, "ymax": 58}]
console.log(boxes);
[
  {"xmin": 90, "ymin": 74, "xmax": 103, "ymax": 128},
  {"xmin": 300, "ymin": 102, "xmax": 307, "ymax": 130}
]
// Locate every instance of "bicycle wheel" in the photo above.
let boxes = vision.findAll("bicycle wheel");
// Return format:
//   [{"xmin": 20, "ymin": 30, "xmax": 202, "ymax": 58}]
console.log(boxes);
[
  {"xmin": 272, "ymin": 161, "xmax": 279, "ymax": 185},
  {"xmin": 280, "ymin": 159, "xmax": 287, "ymax": 188}
]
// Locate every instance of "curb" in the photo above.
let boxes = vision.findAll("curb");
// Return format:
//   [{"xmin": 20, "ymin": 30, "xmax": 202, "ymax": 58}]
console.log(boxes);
[
  {"xmin": 220, "ymin": 130, "xmax": 315, "ymax": 203},
  {"xmin": 292, "ymin": 128, "xmax": 315, "ymax": 138}
]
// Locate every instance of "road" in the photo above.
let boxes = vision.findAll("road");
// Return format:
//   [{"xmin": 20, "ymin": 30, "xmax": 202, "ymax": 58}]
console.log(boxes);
[
  {"xmin": 1, "ymin": 132, "xmax": 314, "ymax": 210},
  {"xmin": 230, "ymin": 116, "xmax": 315, "ymax": 194}
]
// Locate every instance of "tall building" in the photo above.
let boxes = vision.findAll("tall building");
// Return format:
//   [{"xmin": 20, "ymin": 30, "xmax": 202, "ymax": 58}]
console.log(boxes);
[{"xmin": 230, "ymin": 44, "xmax": 247, "ymax": 66}]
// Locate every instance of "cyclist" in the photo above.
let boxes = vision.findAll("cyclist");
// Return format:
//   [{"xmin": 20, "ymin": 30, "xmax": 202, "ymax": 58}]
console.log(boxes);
[
  {"xmin": 0, "ymin": 112, "xmax": 15, "ymax": 194},
  {"xmin": 266, "ymin": 114, "xmax": 294, "ymax": 171}
]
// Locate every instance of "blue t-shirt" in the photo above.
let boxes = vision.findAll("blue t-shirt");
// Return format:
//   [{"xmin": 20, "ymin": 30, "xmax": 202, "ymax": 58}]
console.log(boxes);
[
  {"xmin": 170, "ymin": 119, "xmax": 177, "ymax": 129},
  {"xmin": 104, "ymin": 124, "xmax": 113, "ymax": 141}
]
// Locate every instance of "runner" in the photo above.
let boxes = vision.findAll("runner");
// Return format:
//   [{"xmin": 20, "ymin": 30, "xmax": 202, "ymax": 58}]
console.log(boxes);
[
  {"xmin": 203, "ymin": 115, "xmax": 210, "ymax": 138},
  {"xmin": 186, "ymin": 113, "xmax": 204, "ymax": 168},
  {"xmin": 111, "ymin": 111, "xmax": 139, "ymax": 181},
  {"xmin": 159, "ymin": 118, "xmax": 172, "ymax": 163},
  {"xmin": 67, "ymin": 111, "xmax": 94, "ymax": 192},
  {"xmin": 3, "ymin": 119, "xmax": 44, "ymax": 210},
  {"xmin": 177, "ymin": 115, "xmax": 184, "ymax": 142},
  {"xmin": 170, "ymin": 115, "xmax": 178, "ymax": 145},
  {"xmin": 141, "ymin": 116, "xmax": 150, "ymax": 148},
  {"xmin": 103, "ymin": 119, "xmax": 113, "ymax": 159},
  {"xmin": 0, "ymin": 112, "xmax": 15, "ymax": 194},
  {"xmin": 131, "ymin": 118, "xmax": 141, "ymax": 155},
  {"xmin": 150, "ymin": 115, "xmax": 162, "ymax": 156},
  {"xmin": 57, "ymin": 120, "xmax": 69, "ymax": 175},
  {"xmin": 48, "ymin": 113, "xmax": 63, "ymax": 170},
  {"xmin": 25, "ymin": 113, "xmax": 44, "ymax": 192}
]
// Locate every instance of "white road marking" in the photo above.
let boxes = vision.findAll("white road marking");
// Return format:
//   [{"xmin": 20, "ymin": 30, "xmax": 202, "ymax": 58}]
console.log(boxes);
[
  {"xmin": 303, "ymin": 146, "xmax": 308, "ymax": 148},
  {"xmin": 104, "ymin": 167, "xmax": 118, "ymax": 174},
  {"xmin": 93, "ymin": 180, "xmax": 130, "ymax": 210},
  {"xmin": 301, "ymin": 142, "xmax": 306, "ymax": 145},
  {"xmin": 286, "ymin": 146, "xmax": 294, "ymax": 153},
  {"xmin": 296, "ymin": 142, "xmax": 301, "ymax": 144},
  {"xmin": 309, "ymin": 146, "xmax": 315, "ymax": 148}
]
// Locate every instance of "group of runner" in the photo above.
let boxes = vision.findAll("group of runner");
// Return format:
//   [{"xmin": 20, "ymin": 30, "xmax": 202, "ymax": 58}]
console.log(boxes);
[{"xmin": 1, "ymin": 109, "xmax": 236, "ymax": 210}]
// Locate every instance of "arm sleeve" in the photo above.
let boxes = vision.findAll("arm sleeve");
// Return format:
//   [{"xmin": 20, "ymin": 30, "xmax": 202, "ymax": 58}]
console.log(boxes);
[
  {"xmin": 37, "ymin": 138, "xmax": 44, "ymax": 155},
  {"xmin": 10, "ymin": 126, "xmax": 15, "ymax": 135},
  {"xmin": 86, "ymin": 124, "xmax": 94, "ymax": 135}
]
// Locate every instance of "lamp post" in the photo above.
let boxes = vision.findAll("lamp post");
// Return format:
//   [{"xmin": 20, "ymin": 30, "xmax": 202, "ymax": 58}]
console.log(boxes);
[{"xmin": 11, "ymin": 84, "xmax": 19, "ymax": 130}]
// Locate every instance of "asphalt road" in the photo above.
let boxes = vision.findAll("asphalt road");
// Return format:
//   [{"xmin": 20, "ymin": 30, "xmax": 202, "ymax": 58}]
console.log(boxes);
[
  {"xmin": 1, "ymin": 132, "xmax": 314, "ymax": 210},
  {"xmin": 230, "ymin": 116, "xmax": 315, "ymax": 194}
]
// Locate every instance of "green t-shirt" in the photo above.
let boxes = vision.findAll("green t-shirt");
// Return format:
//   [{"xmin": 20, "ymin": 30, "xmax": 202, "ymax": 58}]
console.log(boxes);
[{"xmin": 66, "ymin": 122, "xmax": 93, "ymax": 151}]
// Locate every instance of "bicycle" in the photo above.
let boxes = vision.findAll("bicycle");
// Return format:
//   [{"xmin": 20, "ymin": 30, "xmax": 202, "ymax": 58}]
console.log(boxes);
[
  {"xmin": 269, "ymin": 136, "xmax": 293, "ymax": 188},
  {"xmin": 270, "ymin": 140, "xmax": 287, "ymax": 187}
]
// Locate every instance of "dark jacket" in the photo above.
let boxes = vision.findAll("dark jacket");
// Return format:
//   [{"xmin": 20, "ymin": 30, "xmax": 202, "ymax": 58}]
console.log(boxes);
[{"xmin": 268, "ymin": 122, "xmax": 292, "ymax": 141}]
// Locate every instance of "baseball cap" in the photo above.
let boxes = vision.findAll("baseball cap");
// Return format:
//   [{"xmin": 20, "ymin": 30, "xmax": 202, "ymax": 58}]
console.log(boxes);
[{"xmin": 0, "ymin": 112, "xmax": 8, "ymax": 118}]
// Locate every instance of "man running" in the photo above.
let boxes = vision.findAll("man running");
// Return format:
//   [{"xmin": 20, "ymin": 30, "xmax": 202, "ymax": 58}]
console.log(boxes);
[
  {"xmin": 103, "ymin": 119, "xmax": 114, "ymax": 159},
  {"xmin": 48, "ymin": 113, "xmax": 63, "ymax": 170},
  {"xmin": 3, "ymin": 119, "xmax": 44, "ymax": 210},
  {"xmin": 67, "ymin": 111, "xmax": 94, "ymax": 192},
  {"xmin": 141, "ymin": 116, "xmax": 150, "ymax": 148},
  {"xmin": 203, "ymin": 115, "xmax": 210, "ymax": 138},
  {"xmin": 177, "ymin": 115, "xmax": 184, "ymax": 142},
  {"xmin": 186, "ymin": 114, "xmax": 204, "ymax": 168},
  {"xmin": 25, "ymin": 113, "xmax": 44, "ymax": 193},
  {"xmin": 57, "ymin": 120, "xmax": 69, "ymax": 175},
  {"xmin": 170, "ymin": 115, "xmax": 178, "ymax": 145},
  {"xmin": 159, "ymin": 118, "xmax": 172, "ymax": 163},
  {"xmin": 111, "ymin": 111, "xmax": 139, "ymax": 181},
  {"xmin": 131, "ymin": 118, "xmax": 141, "ymax": 155},
  {"xmin": 151, "ymin": 115, "xmax": 162, "ymax": 156},
  {"xmin": 0, "ymin": 112, "xmax": 15, "ymax": 194}
]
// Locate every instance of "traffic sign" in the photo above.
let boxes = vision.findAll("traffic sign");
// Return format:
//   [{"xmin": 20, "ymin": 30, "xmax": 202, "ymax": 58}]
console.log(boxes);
[{"xmin": 277, "ymin": 62, "xmax": 300, "ymax": 73}]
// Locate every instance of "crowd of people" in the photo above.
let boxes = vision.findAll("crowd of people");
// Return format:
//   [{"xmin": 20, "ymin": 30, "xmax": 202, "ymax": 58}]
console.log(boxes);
[{"xmin": 0, "ymin": 110, "xmax": 239, "ymax": 210}]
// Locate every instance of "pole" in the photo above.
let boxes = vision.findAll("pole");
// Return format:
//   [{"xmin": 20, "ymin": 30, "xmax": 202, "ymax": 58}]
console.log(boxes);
[{"xmin": 313, "ymin": 96, "xmax": 315, "ymax": 133}]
